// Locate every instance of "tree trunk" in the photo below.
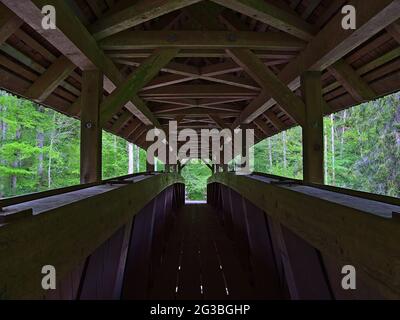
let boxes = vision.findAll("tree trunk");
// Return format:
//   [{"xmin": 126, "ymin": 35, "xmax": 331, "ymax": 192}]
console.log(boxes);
[
  {"xmin": 136, "ymin": 145, "xmax": 140, "ymax": 172},
  {"xmin": 128, "ymin": 142, "xmax": 134, "ymax": 174},
  {"xmin": 1, "ymin": 104, "xmax": 7, "ymax": 141},
  {"xmin": 331, "ymin": 114, "xmax": 336, "ymax": 185},
  {"xmin": 37, "ymin": 106, "xmax": 45, "ymax": 189},
  {"xmin": 48, "ymin": 113, "xmax": 56, "ymax": 189},
  {"xmin": 395, "ymin": 98, "xmax": 400, "ymax": 147},
  {"xmin": 268, "ymin": 138, "xmax": 273, "ymax": 168},
  {"xmin": 11, "ymin": 128, "xmax": 22, "ymax": 194},
  {"xmin": 324, "ymin": 134, "xmax": 328, "ymax": 184},
  {"xmin": 340, "ymin": 110, "xmax": 347, "ymax": 159},
  {"xmin": 282, "ymin": 131, "xmax": 287, "ymax": 170}
]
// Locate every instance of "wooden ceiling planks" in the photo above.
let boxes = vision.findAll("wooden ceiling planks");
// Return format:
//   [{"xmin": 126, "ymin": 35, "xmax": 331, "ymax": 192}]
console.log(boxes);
[{"xmin": 0, "ymin": 0, "xmax": 398, "ymax": 149}]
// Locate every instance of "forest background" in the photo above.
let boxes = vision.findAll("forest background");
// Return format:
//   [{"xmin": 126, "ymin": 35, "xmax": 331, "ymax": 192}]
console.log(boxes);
[{"xmin": 0, "ymin": 90, "xmax": 398, "ymax": 200}]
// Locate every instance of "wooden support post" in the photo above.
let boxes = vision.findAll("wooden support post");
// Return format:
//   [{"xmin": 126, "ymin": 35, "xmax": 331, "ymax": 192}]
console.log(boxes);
[
  {"xmin": 301, "ymin": 71, "xmax": 324, "ymax": 184},
  {"xmin": 146, "ymin": 151, "xmax": 155, "ymax": 172},
  {"xmin": 80, "ymin": 70, "xmax": 103, "ymax": 184}
]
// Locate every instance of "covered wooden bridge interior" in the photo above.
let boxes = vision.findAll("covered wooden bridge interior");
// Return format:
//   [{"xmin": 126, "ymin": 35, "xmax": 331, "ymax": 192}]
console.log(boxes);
[{"xmin": 0, "ymin": 0, "xmax": 399, "ymax": 300}]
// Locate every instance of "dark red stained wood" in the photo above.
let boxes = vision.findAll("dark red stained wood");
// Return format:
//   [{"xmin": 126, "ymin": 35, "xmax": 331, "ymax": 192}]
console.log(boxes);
[
  {"xmin": 198, "ymin": 206, "xmax": 233, "ymax": 300},
  {"xmin": 321, "ymin": 254, "xmax": 384, "ymax": 300},
  {"xmin": 213, "ymin": 228, "xmax": 254, "ymax": 300},
  {"xmin": 122, "ymin": 199, "xmax": 156, "ymax": 300},
  {"xmin": 149, "ymin": 190, "xmax": 168, "ymax": 285},
  {"xmin": 79, "ymin": 224, "xmax": 129, "ymax": 300},
  {"xmin": 220, "ymin": 185, "xmax": 234, "ymax": 238},
  {"xmin": 267, "ymin": 218, "xmax": 332, "ymax": 300},
  {"xmin": 229, "ymin": 189, "xmax": 252, "ymax": 276},
  {"xmin": 176, "ymin": 205, "xmax": 202, "ymax": 300},
  {"xmin": 241, "ymin": 198, "xmax": 284, "ymax": 299},
  {"xmin": 148, "ymin": 186, "xmax": 186, "ymax": 299},
  {"xmin": 149, "ymin": 210, "xmax": 183, "ymax": 299},
  {"xmin": 45, "ymin": 261, "xmax": 85, "ymax": 300}
]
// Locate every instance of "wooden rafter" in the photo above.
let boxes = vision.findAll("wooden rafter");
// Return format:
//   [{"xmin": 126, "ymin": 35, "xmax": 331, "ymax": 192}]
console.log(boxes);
[
  {"xmin": 228, "ymin": 48, "xmax": 306, "ymax": 126},
  {"xmin": 140, "ymin": 84, "xmax": 258, "ymax": 99},
  {"xmin": 208, "ymin": 113, "xmax": 228, "ymax": 129},
  {"xmin": 328, "ymin": 59, "xmax": 377, "ymax": 102},
  {"xmin": 100, "ymin": 48, "xmax": 178, "ymax": 127},
  {"xmin": 386, "ymin": 20, "xmax": 400, "ymax": 43},
  {"xmin": 2, "ymin": 0, "xmax": 159, "ymax": 128},
  {"xmin": 210, "ymin": 0, "xmax": 317, "ymax": 41},
  {"xmin": 25, "ymin": 56, "xmax": 76, "ymax": 102},
  {"xmin": 100, "ymin": 31, "xmax": 306, "ymax": 51},
  {"xmin": 0, "ymin": 4, "xmax": 23, "ymax": 45},
  {"xmin": 89, "ymin": 0, "xmax": 203, "ymax": 40},
  {"xmin": 234, "ymin": 0, "xmax": 400, "ymax": 126}
]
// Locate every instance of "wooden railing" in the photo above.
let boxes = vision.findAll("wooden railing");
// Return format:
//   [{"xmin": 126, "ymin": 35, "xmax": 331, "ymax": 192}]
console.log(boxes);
[
  {"xmin": 0, "ymin": 173, "xmax": 184, "ymax": 299},
  {"xmin": 208, "ymin": 172, "xmax": 400, "ymax": 299}
]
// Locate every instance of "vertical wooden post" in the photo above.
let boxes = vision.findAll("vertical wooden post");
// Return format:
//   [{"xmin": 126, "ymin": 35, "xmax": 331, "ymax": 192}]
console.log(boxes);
[
  {"xmin": 146, "ymin": 158, "xmax": 155, "ymax": 172},
  {"xmin": 80, "ymin": 70, "xmax": 103, "ymax": 184},
  {"xmin": 301, "ymin": 71, "xmax": 324, "ymax": 184}
]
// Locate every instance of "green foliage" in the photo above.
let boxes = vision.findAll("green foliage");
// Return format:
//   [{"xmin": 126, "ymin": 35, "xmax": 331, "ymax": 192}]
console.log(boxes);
[
  {"xmin": 254, "ymin": 92, "xmax": 400, "ymax": 198},
  {"xmin": 0, "ymin": 91, "xmax": 146, "ymax": 198},
  {"xmin": 181, "ymin": 159, "xmax": 211, "ymax": 200},
  {"xmin": 0, "ymin": 90, "xmax": 398, "ymax": 200}
]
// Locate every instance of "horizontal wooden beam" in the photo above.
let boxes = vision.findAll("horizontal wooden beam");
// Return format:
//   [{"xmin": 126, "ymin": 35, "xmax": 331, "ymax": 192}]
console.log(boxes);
[
  {"xmin": 386, "ymin": 21, "xmax": 400, "ymax": 43},
  {"xmin": 25, "ymin": 56, "xmax": 76, "ymax": 102},
  {"xmin": 0, "ymin": 4, "xmax": 23, "ymax": 45},
  {"xmin": 2, "ymin": 0, "xmax": 157, "ymax": 126},
  {"xmin": 0, "ymin": 173, "xmax": 184, "ymax": 299},
  {"xmin": 90, "ymin": 0, "xmax": 203, "ymax": 40},
  {"xmin": 328, "ymin": 59, "xmax": 376, "ymax": 102},
  {"xmin": 109, "ymin": 49, "xmax": 296, "ymax": 59},
  {"xmin": 211, "ymin": 0, "xmax": 317, "ymax": 41},
  {"xmin": 234, "ymin": 0, "xmax": 400, "ymax": 125},
  {"xmin": 209, "ymin": 173, "xmax": 400, "ymax": 299},
  {"xmin": 208, "ymin": 113, "xmax": 228, "ymax": 129},
  {"xmin": 228, "ymin": 48, "xmax": 306, "ymax": 125},
  {"xmin": 100, "ymin": 48, "xmax": 178, "ymax": 127},
  {"xmin": 140, "ymin": 84, "xmax": 259, "ymax": 99},
  {"xmin": 254, "ymin": 118, "xmax": 274, "ymax": 136},
  {"xmin": 100, "ymin": 31, "xmax": 306, "ymax": 51}
]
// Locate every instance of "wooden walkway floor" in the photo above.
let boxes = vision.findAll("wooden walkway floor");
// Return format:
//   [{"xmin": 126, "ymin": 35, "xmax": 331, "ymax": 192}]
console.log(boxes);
[{"xmin": 142, "ymin": 204, "xmax": 258, "ymax": 300}]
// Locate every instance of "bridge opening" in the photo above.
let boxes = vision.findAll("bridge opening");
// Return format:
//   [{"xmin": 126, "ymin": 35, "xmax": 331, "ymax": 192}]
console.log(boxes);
[
  {"xmin": 0, "ymin": 0, "xmax": 399, "ymax": 302},
  {"xmin": 180, "ymin": 159, "xmax": 211, "ymax": 203}
]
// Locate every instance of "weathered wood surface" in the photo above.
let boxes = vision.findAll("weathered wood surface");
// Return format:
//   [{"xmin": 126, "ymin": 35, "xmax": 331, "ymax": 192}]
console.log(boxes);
[
  {"xmin": 99, "ymin": 31, "xmax": 306, "ymax": 50},
  {"xmin": 0, "ymin": 173, "xmax": 184, "ymax": 299},
  {"xmin": 301, "ymin": 71, "xmax": 324, "ymax": 184},
  {"xmin": 80, "ymin": 69, "xmax": 103, "ymax": 184},
  {"xmin": 208, "ymin": 173, "xmax": 400, "ymax": 299},
  {"xmin": 0, "ymin": 1, "xmax": 399, "ymax": 149}
]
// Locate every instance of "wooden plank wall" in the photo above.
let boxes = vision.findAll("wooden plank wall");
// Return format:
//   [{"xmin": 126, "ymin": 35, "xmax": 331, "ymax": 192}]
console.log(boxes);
[
  {"xmin": 122, "ymin": 183, "xmax": 185, "ymax": 300},
  {"xmin": 207, "ymin": 182, "xmax": 384, "ymax": 300},
  {"xmin": 44, "ymin": 183, "xmax": 185, "ymax": 300}
]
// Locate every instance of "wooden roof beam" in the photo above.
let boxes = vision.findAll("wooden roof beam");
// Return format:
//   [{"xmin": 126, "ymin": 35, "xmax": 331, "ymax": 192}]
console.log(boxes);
[
  {"xmin": 100, "ymin": 31, "xmax": 306, "ymax": 51},
  {"xmin": 208, "ymin": 113, "xmax": 228, "ymax": 129},
  {"xmin": 140, "ymin": 84, "xmax": 258, "ymax": 99},
  {"xmin": 328, "ymin": 59, "xmax": 377, "ymax": 102},
  {"xmin": 100, "ymin": 48, "xmax": 178, "ymax": 127},
  {"xmin": 234, "ymin": 0, "xmax": 400, "ymax": 126},
  {"xmin": 89, "ymin": 0, "xmax": 203, "ymax": 40},
  {"xmin": 264, "ymin": 110, "xmax": 285, "ymax": 131},
  {"xmin": 210, "ymin": 0, "xmax": 317, "ymax": 41},
  {"xmin": 2, "ymin": 0, "xmax": 158, "ymax": 126},
  {"xmin": 254, "ymin": 118, "xmax": 274, "ymax": 136},
  {"xmin": 228, "ymin": 48, "xmax": 306, "ymax": 126},
  {"xmin": 0, "ymin": 4, "xmax": 23, "ymax": 45},
  {"xmin": 184, "ymin": 1, "xmax": 306, "ymax": 128},
  {"xmin": 386, "ymin": 20, "xmax": 400, "ymax": 43},
  {"xmin": 119, "ymin": 59, "xmax": 259, "ymax": 91},
  {"xmin": 25, "ymin": 56, "xmax": 76, "ymax": 102}
]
